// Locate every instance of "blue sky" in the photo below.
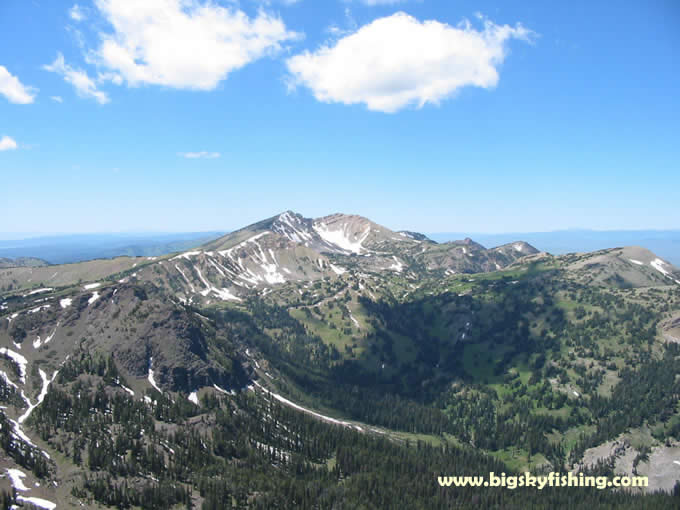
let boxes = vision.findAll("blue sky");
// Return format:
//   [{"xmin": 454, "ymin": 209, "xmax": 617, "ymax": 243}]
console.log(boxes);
[{"xmin": 1, "ymin": 0, "xmax": 678, "ymax": 235}]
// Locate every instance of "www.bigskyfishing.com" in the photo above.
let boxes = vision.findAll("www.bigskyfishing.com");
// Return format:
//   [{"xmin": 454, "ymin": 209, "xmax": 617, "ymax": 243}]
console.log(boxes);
[{"xmin": 437, "ymin": 472, "xmax": 648, "ymax": 490}]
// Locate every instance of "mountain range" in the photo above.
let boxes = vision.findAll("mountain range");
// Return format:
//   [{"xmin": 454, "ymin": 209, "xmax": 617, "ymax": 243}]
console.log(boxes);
[{"xmin": 1, "ymin": 211, "xmax": 679, "ymax": 509}]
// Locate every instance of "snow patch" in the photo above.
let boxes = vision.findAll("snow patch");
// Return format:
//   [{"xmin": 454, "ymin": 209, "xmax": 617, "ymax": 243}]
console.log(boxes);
[
  {"xmin": 188, "ymin": 391, "xmax": 199, "ymax": 405},
  {"xmin": 213, "ymin": 288, "xmax": 242, "ymax": 301},
  {"xmin": 174, "ymin": 264, "xmax": 196, "ymax": 293},
  {"xmin": 218, "ymin": 232, "xmax": 270, "ymax": 258},
  {"xmin": 59, "ymin": 297, "xmax": 72, "ymax": 309},
  {"xmin": 651, "ymin": 258, "xmax": 671, "ymax": 277},
  {"xmin": 34, "ymin": 325, "xmax": 58, "ymax": 349},
  {"xmin": 171, "ymin": 250, "xmax": 202, "ymax": 261},
  {"xmin": 275, "ymin": 212, "xmax": 313, "ymax": 242},
  {"xmin": 16, "ymin": 496, "xmax": 56, "ymax": 510},
  {"xmin": 83, "ymin": 282, "xmax": 101, "ymax": 290},
  {"xmin": 388, "ymin": 256, "xmax": 404, "ymax": 273},
  {"xmin": 253, "ymin": 380, "xmax": 358, "ymax": 429},
  {"xmin": 23, "ymin": 288, "xmax": 53, "ymax": 297},
  {"xmin": 330, "ymin": 264, "xmax": 347, "ymax": 275},
  {"xmin": 18, "ymin": 369, "xmax": 59, "ymax": 424},
  {"xmin": 213, "ymin": 384, "xmax": 229, "ymax": 394},
  {"xmin": 260, "ymin": 262, "xmax": 285, "ymax": 284},
  {"xmin": 0, "ymin": 370, "xmax": 18, "ymax": 389},
  {"xmin": 9, "ymin": 418, "xmax": 38, "ymax": 448},
  {"xmin": 44, "ymin": 326, "xmax": 57, "ymax": 345},
  {"xmin": 148, "ymin": 358, "xmax": 162, "ymax": 393},
  {"xmin": 88, "ymin": 292, "xmax": 100, "ymax": 305},
  {"xmin": 6, "ymin": 468, "xmax": 29, "ymax": 491},
  {"xmin": 0, "ymin": 348, "xmax": 28, "ymax": 383},
  {"xmin": 349, "ymin": 313, "xmax": 360, "ymax": 329},
  {"xmin": 628, "ymin": 259, "xmax": 644, "ymax": 266},
  {"xmin": 195, "ymin": 266, "xmax": 242, "ymax": 301},
  {"xmin": 313, "ymin": 222, "xmax": 370, "ymax": 254}
]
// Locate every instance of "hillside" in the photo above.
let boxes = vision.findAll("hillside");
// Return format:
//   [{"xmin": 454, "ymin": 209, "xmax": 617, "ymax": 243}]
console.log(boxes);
[
  {"xmin": 0, "ymin": 257, "xmax": 49, "ymax": 269},
  {"xmin": 0, "ymin": 211, "xmax": 679, "ymax": 508}
]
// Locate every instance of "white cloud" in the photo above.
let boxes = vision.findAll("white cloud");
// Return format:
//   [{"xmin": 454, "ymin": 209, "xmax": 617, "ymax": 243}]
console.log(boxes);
[
  {"xmin": 69, "ymin": 4, "xmax": 86, "ymax": 21},
  {"xmin": 178, "ymin": 151, "xmax": 221, "ymax": 159},
  {"xmin": 0, "ymin": 65, "xmax": 37, "ymax": 104},
  {"xmin": 0, "ymin": 136, "xmax": 18, "ymax": 151},
  {"xmin": 257, "ymin": 0, "xmax": 301, "ymax": 5},
  {"xmin": 355, "ymin": 0, "xmax": 407, "ymax": 5},
  {"xmin": 43, "ymin": 53, "xmax": 110, "ymax": 104},
  {"xmin": 51, "ymin": 95, "xmax": 63, "ymax": 103},
  {"xmin": 286, "ymin": 12, "xmax": 533, "ymax": 113},
  {"xmin": 89, "ymin": 0, "xmax": 300, "ymax": 90}
]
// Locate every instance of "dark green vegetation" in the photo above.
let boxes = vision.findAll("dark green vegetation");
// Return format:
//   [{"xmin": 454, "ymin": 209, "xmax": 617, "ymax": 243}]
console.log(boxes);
[
  {"xmin": 241, "ymin": 263, "xmax": 680, "ymax": 474},
  {"xmin": 7, "ymin": 352, "xmax": 675, "ymax": 509}
]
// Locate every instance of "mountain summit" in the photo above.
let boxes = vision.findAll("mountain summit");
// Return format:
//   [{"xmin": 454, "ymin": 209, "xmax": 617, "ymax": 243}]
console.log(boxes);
[{"xmin": 147, "ymin": 211, "xmax": 540, "ymax": 305}]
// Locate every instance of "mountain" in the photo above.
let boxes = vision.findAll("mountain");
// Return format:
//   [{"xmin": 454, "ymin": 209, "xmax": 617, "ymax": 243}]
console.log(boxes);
[
  {"xmin": 134, "ymin": 211, "xmax": 539, "ymax": 306},
  {"xmin": 0, "ymin": 211, "xmax": 679, "ymax": 508},
  {"xmin": 561, "ymin": 245, "xmax": 680, "ymax": 288},
  {"xmin": 429, "ymin": 229, "xmax": 680, "ymax": 266}
]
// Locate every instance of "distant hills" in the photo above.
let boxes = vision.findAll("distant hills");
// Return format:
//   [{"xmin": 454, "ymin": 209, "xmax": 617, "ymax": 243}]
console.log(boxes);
[
  {"xmin": 0, "ymin": 257, "xmax": 48, "ymax": 268},
  {"xmin": 0, "ymin": 231, "xmax": 226, "ymax": 265},
  {"xmin": 1, "ymin": 228, "xmax": 677, "ymax": 268},
  {"xmin": 429, "ymin": 229, "xmax": 680, "ymax": 266}
]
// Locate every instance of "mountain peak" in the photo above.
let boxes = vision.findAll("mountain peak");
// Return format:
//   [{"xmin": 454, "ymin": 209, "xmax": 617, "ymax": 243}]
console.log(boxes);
[
  {"xmin": 271, "ymin": 211, "xmax": 315, "ymax": 244},
  {"xmin": 491, "ymin": 241, "xmax": 540, "ymax": 256}
]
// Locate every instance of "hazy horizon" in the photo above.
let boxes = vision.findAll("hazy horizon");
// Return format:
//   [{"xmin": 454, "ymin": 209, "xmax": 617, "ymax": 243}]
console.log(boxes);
[{"xmin": 2, "ymin": 226, "xmax": 680, "ymax": 241}]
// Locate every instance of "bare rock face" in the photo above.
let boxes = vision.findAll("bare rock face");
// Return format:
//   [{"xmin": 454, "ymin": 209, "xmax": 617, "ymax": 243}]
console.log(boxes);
[{"xmin": 0, "ymin": 281, "xmax": 247, "ymax": 396}]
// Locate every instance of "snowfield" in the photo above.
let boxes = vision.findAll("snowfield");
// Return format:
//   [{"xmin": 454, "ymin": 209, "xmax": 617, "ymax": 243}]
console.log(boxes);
[{"xmin": 314, "ymin": 221, "xmax": 370, "ymax": 254}]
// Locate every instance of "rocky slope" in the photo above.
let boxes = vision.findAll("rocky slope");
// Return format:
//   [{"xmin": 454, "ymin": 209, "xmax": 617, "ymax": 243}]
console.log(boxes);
[{"xmin": 129, "ymin": 211, "xmax": 540, "ymax": 306}]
